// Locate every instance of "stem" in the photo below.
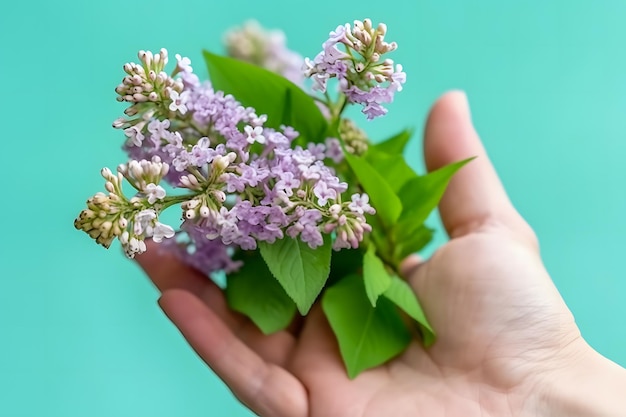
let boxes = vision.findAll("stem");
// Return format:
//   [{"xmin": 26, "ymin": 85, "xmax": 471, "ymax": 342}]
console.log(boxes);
[
  {"xmin": 160, "ymin": 194, "xmax": 197, "ymax": 210},
  {"xmin": 335, "ymin": 94, "xmax": 348, "ymax": 118}
]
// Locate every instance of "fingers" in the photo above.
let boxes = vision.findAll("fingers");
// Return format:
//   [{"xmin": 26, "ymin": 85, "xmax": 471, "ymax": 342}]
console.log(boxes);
[
  {"xmin": 399, "ymin": 254, "xmax": 423, "ymax": 280},
  {"xmin": 423, "ymin": 91, "xmax": 537, "ymax": 245},
  {"xmin": 159, "ymin": 289, "xmax": 308, "ymax": 417},
  {"xmin": 135, "ymin": 240, "xmax": 208, "ymax": 294},
  {"xmin": 136, "ymin": 242, "xmax": 297, "ymax": 364},
  {"xmin": 135, "ymin": 241, "xmax": 238, "ymax": 326}
]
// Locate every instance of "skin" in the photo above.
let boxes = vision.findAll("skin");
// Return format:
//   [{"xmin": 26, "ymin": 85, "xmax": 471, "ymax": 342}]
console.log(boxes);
[{"xmin": 136, "ymin": 91, "xmax": 622, "ymax": 416}]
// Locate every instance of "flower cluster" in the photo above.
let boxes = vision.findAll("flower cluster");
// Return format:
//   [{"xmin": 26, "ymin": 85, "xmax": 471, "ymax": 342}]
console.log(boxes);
[
  {"xmin": 223, "ymin": 20, "xmax": 304, "ymax": 85},
  {"xmin": 304, "ymin": 18, "xmax": 406, "ymax": 119},
  {"xmin": 73, "ymin": 157, "xmax": 176, "ymax": 258},
  {"xmin": 75, "ymin": 47, "xmax": 376, "ymax": 268},
  {"xmin": 74, "ymin": 21, "xmax": 443, "ymax": 378}
]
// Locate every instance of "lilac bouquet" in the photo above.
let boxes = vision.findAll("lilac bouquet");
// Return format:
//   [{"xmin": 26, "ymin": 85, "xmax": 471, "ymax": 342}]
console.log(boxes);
[{"xmin": 75, "ymin": 19, "xmax": 467, "ymax": 378}]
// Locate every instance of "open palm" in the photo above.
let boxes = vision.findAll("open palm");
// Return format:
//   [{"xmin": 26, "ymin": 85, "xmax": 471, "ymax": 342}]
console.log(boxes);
[{"xmin": 137, "ymin": 92, "xmax": 586, "ymax": 417}]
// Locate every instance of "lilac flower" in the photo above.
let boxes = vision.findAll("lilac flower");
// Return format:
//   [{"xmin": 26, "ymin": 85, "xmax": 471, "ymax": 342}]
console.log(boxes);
[
  {"xmin": 313, "ymin": 181, "xmax": 337, "ymax": 206},
  {"xmin": 275, "ymin": 171, "xmax": 300, "ymax": 197},
  {"xmin": 168, "ymin": 89, "xmax": 189, "ymax": 114},
  {"xmin": 348, "ymin": 193, "xmax": 376, "ymax": 215},
  {"xmin": 244, "ymin": 125, "xmax": 266, "ymax": 144},
  {"xmin": 144, "ymin": 183, "xmax": 166, "ymax": 204},
  {"xmin": 163, "ymin": 224, "xmax": 242, "ymax": 276},
  {"xmin": 362, "ymin": 102, "xmax": 388, "ymax": 120},
  {"xmin": 147, "ymin": 119, "xmax": 171, "ymax": 139},
  {"xmin": 80, "ymin": 45, "xmax": 376, "ymax": 270},
  {"xmin": 223, "ymin": 20, "xmax": 305, "ymax": 85},
  {"xmin": 307, "ymin": 143, "xmax": 326, "ymax": 160},
  {"xmin": 304, "ymin": 19, "xmax": 406, "ymax": 120},
  {"xmin": 301, "ymin": 224, "xmax": 324, "ymax": 248},
  {"xmin": 324, "ymin": 137, "xmax": 343, "ymax": 163},
  {"xmin": 324, "ymin": 24, "xmax": 351, "ymax": 48},
  {"xmin": 152, "ymin": 222, "xmax": 176, "ymax": 243},
  {"xmin": 175, "ymin": 54, "xmax": 193, "ymax": 73},
  {"xmin": 124, "ymin": 125, "xmax": 145, "ymax": 147}
]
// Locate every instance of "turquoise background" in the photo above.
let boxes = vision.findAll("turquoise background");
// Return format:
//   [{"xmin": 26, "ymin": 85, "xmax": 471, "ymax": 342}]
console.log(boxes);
[{"xmin": 2, "ymin": 0, "xmax": 625, "ymax": 415}]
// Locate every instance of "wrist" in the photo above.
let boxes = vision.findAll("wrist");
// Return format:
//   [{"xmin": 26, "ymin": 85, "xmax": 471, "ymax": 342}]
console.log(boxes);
[{"xmin": 537, "ymin": 343, "xmax": 626, "ymax": 416}]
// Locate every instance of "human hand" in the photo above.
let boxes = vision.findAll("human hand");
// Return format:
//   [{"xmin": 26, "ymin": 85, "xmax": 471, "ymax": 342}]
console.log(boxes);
[{"xmin": 136, "ymin": 91, "xmax": 626, "ymax": 417}]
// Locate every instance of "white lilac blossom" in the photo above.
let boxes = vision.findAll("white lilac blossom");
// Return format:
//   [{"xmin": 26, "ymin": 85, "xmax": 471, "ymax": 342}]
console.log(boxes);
[
  {"xmin": 76, "ymin": 48, "xmax": 375, "ymax": 264},
  {"xmin": 304, "ymin": 19, "xmax": 406, "ymax": 120},
  {"xmin": 74, "ymin": 157, "xmax": 176, "ymax": 258},
  {"xmin": 223, "ymin": 20, "xmax": 304, "ymax": 85}
]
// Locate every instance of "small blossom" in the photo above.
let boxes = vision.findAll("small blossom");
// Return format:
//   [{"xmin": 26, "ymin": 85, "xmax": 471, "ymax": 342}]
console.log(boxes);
[
  {"xmin": 175, "ymin": 54, "xmax": 193, "ymax": 73},
  {"xmin": 168, "ymin": 90, "xmax": 189, "ymax": 114},
  {"xmin": 313, "ymin": 181, "xmax": 337, "ymax": 206},
  {"xmin": 324, "ymin": 137, "xmax": 344, "ymax": 163},
  {"xmin": 244, "ymin": 125, "xmax": 266, "ymax": 144},
  {"xmin": 145, "ymin": 183, "xmax": 166, "ymax": 204},
  {"xmin": 348, "ymin": 193, "xmax": 375, "ymax": 215},
  {"xmin": 124, "ymin": 125, "xmax": 145, "ymax": 147},
  {"xmin": 152, "ymin": 222, "xmax": 175, "ymax": 242}
]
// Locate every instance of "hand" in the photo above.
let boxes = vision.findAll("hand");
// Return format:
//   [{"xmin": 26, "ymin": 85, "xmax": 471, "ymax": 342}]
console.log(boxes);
[{"xmin": 136, "ymin": 91, "xmax": 626, "ymax": 417}]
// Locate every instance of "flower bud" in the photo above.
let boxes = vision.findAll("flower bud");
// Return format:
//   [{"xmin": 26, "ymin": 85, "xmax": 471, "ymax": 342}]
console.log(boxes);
[
  {"xmin": 101, "ymin": 167, "xmax": 113, "ymax": 179},
  {"xmin": 112, "ymin": 117, "xmax": 127, "ymax": 128},
  {"xmin": 124, "ymin": 106, "xmax": 139, "ymax": 116},
  {"xmin": 376, "ymin": 22, "xmax": 387, "ymax": 35},
  {"xmin": 212, "ymin": 190, "xmax": 226, "ymax": 203},
  {"xmin": 130, "ymin": 160, "xmax": 143, "ymax": 180},
  {"xmin": 212, "ymin": 155, "xmax": 231, "ymax": 171}
]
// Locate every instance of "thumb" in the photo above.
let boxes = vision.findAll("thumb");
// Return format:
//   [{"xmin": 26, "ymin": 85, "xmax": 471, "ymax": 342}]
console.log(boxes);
[{"xmin": 423, "ymin": 91, "xmax": 536, "ymax": 244}]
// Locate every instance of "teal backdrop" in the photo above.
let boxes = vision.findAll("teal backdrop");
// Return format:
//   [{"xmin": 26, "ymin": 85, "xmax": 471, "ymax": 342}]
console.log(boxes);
[{"xmin": 2, "ymin": 0, "xmax": 625, "ymax": 415}]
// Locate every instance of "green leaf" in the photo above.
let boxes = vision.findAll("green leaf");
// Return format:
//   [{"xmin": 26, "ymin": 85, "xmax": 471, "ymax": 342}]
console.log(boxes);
[
  {"xmin": 322, "ymin": 274, "xmax": 412, "ymax": 378},
  {"xmin": 372, "ymin": 128, "xmax": 414, "ymax": 155},
  {"xmin": 226, "ymin": 251, "xmax": 296, "ymax": 334},
  {"xmin": 258, "ymin": 236, "xmax": 332, "ymax": 315},
  {"xmin": 363, "ymin": 244, "xmax": 392, "ymax": 306},
  {"xmin": 203, "ymin": 51, "xmax": 327, "ymax": 143},
  {"xmin": 391, "ymin": 223, "xmax": 434, "ymax": 264},
  {"xmin": 328, "ymin": 248, "xmax": 364, "ymax": 287},
  {"xmin": 398, "ymin": 158, "xmax": 473, "ymax": 225},
  {"xmin": 383, "ymin": 276, "xmax": 435, "ymax": 346},
  {"xmin": 364, "ymin": 147, "xmax": 418, "ymax": 193},
  {"xmin": 344, "ymin": 153, "xmax": 402, "ymax": 228}
]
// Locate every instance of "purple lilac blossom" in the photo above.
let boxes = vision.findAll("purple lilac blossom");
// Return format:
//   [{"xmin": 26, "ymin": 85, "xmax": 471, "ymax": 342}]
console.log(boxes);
[
  {"xmin": 304, "ymin": 19, "xmax": 406, "ymax": 120},
  {"xmin": 100, "ymin": 48, "xmax": 374, "ymax": 263}
]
